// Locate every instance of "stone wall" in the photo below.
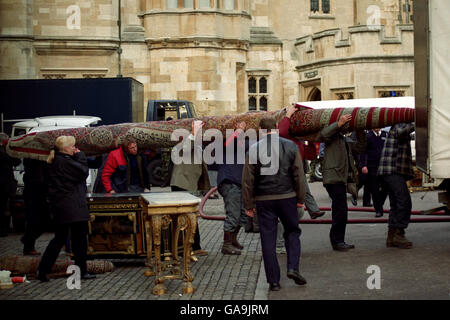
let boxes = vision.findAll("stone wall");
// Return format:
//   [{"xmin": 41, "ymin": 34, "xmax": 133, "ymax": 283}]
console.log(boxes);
[{"xmin": 0, "ymin": 0, "xmax": 415, "ymax": 118}]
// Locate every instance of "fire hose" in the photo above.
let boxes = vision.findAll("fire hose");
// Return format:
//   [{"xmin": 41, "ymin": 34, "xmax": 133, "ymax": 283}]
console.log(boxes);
[{"xmin": 199, "ymin": 187, "xmax": 450, "ymax": 224}]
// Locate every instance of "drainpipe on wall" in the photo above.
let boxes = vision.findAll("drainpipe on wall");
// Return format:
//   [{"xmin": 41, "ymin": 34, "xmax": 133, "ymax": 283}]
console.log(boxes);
[{"xmin": 117, "ymin": 0, "xmax": 123, "ymax": 77}]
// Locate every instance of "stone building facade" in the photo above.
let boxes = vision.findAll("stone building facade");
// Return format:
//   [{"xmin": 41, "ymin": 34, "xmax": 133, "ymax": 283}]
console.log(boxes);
[{"xmin": 0, "ymin": 0, "xmax": 414, "ymax": 117}]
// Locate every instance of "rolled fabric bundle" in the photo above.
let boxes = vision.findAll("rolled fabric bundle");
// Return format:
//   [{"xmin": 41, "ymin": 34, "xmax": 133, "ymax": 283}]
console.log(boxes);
[
  {"xmin": 0, "ymin": 255, "xmax": 114, "ymax": 279},
  {"xmin": 289, "ymin": 106, "xmax": 415, "ymax": 140},
  {"xmin": 6, "ymin": 106, "xmax": 414, "ymax": 160},
  {"xmin": 6, "ymin": 111, "xmax": 284, "ymax": 161}
]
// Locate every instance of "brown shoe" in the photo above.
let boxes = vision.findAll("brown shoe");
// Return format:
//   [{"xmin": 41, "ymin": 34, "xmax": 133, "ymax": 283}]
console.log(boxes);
[
  {"xmin": 386, "ymin": 227, "xmax": 396, "ymax": 247},
  {"xmin": 391, "ymin": 228, "xmax": 413, "ymax": 249},
  {"xmin": 309, "ymin": 211, "xmax": 326, "ymax": 219},
  {"xmin": 193, "ymin": 249, "xmax": 209, "ymax": 256}
]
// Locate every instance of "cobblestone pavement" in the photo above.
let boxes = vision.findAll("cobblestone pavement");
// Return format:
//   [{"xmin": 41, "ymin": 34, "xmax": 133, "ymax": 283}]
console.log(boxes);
[
  {"xmin": 1, "ymin": 183, "xmax": 449, "ymax": 301},
  {"xmin": 0, "ymin": 197, "xmax": 265, "ymax": 301}
]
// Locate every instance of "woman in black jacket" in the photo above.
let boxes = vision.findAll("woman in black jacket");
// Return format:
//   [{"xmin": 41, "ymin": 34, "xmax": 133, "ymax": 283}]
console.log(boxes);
[{"xmin": 37, "ymin": 136, "xmax": 95, "ymax": 282}]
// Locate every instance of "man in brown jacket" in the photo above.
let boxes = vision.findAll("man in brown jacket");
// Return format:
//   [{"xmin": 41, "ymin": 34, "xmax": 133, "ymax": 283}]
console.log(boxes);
[{"xmin": 242, "ymin": 116, "xmax": 307, "ymax": 291}]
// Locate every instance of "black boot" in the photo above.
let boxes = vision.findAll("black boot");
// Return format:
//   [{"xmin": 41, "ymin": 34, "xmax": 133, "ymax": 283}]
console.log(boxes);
[{"xmin": 222, "ymin": 232, "xmax": 241, "ymax": 255}]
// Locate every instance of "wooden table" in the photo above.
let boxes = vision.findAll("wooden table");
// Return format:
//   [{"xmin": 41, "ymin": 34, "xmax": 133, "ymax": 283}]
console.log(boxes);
[{"xmin": 140, "ymin": 192, "xmax": 201, "ymax": 295}]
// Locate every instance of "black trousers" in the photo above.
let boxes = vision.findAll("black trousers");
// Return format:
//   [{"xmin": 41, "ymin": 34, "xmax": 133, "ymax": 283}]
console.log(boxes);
[
  {"xmin": 256, "ymin": 197, "xmax": 302, "ymax": 284},
  {"xmin": 380, "ymin": 174, "xmax": 412, "ymax": 229},
  {"xmin": 0, "ymin": 191, "xmax": 9, "ymax": 233},
  {"xmin": 22, "ymin": 185, "xmax": 51, "ymax": 251},
  {"xmin": 325, "ymin": 183, "xmax": 348, "ymax": 245},
  {"xmin": 368, "ymin": 174, "xmax": 388, "ymax": 213},
  {"xmin": 38, "ymin": 221, "xmax": 89, "ymax": 275}
]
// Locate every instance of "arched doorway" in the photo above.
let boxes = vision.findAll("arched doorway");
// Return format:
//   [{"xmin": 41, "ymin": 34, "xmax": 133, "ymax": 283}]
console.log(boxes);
[{"xmin": 308, "ymin": 87, "xmax": 322, "ymax": 101}]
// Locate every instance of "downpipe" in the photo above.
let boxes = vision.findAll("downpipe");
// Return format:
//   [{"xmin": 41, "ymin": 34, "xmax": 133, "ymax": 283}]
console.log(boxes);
[{"xmin": 199, "ymin": 187, "xmax": 450, "ymax": 224}]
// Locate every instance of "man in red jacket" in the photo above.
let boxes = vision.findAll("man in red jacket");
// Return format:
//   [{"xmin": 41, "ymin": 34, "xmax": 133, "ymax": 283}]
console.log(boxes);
[
  {"xmin": 101, "ymin": 136, "xmax": 150, "ymax": 194},
  {"xmin": 278, "ymin": 105, "xmax": 325, "ymax": 220}
]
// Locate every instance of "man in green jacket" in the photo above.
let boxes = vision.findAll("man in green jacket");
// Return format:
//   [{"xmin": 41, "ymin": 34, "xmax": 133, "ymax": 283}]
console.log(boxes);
[{"xmin": 317, "ymin": 114, "xmax": 366, "ymax": 251}]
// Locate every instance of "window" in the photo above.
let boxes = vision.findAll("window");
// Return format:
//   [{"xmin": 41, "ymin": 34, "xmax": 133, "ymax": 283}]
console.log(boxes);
[
  {"xmin": 249, "ymin": 97, "xmax": 257, "ymax": 111},
  {"xmin": 259, "ymin": 77, "xmax": 267, "ymax": 93},
  {"xmin": 167, "ymin": 0, "xmax": 177, "ymax": 9},
  {"xmin": 311, "ymin": 0, "xmax": 319, "ymax": 12},
  {"xmin": 184, "ymin": 0, "xmax": 194, "ymax": 9},
  {"xmin": 260, "ymin": 96, "xmax": 267, "ymax": 111},
  {"xmin": 322, "ymin": 0, "xmax": 330, "ymax": 14},
  {"xmin": 379, "ymin": 90, "xmax": 405, "ymax": 98},
  {"xmin": 311, "ymin": 0, "xmax": 331, "ymax": 14},
  {"xmin": 42, "ymin": 74, "xmax": 66, "ymax": 79},
  {"xmin": 179, "ymin": 104, "xmax": 189, "ymax": 119},
  {"xmin": 248, "ymin": 77, "xmax": 256, "ymax": 94},
  {"xmin": 248, "ymin": 76, "xmax": 269, "ymax": 111},
  {"xmin": 224, "ymin": 0, "xmax": 235, "ymax": 10},
  {"xmin": 199, "ymin": 0, "xmax": 211, "ymax": 8}
]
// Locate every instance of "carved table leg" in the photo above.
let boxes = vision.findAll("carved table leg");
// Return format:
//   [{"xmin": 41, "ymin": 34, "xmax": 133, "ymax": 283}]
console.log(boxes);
[
  {"xmin": 170, "ymin": 215, "xmax": 181, "ymax": 276},
  {"xmin": 182, "ymin": 213, "xmax": 197, "ymax": 294},
  {"xmin": 144, "ymin": 217, "xmax": 155, "ymax": 277},
  {"xmin": 151, "ymin": 215, "xmax": 166, "ymax": 295}
]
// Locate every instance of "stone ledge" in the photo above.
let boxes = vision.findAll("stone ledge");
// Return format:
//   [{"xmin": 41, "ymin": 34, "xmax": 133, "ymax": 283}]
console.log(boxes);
[
  {"xmin": 145, "ymin": 36, "xmax": 249, "ymax": 51},
  {"xmin": 296, "ymin": 54, "xmax": 414, "ymax": 72},
  {"xmin": 295, "ymin": 24, "xmax": 414, "ymax": 50}
]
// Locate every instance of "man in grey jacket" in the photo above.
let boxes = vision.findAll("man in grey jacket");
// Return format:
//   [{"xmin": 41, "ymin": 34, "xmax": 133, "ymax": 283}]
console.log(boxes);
[
  {"xmin": 242, "ymin": 116, "xmax": 307, "ymax": 291},
  {"xmin": 317, "ymin": 114, "xmax": 366, "ymax": 251}
]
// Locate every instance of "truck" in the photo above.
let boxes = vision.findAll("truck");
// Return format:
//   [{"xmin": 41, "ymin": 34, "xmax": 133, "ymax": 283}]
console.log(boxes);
[
  {"xmin": 0, "ymin": 77, "xmax": 198, "ymax": 186},
  {"xmin": 0, "ymin": 77, "xmax": 144, "ymax": 135},
  {"xmin": 144, "ymin": 99, "xmax": 198, "ymax": 186},
  {"xmin": 413, "ymin": 0, "xmax": 450, "ymax": 213}
]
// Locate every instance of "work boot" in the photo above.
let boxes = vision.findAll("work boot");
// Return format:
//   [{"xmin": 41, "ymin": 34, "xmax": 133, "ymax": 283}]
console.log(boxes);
[
  {"xmin": 386, "ymin": 227, "xmax": 396, "ymax": 247},
  {"xmin": 221, "ymin": 232, "xmax": 241, "ymax": 255},
  {"xmin": 231, "ymin": 226, "xmax": 243, "ymax": 250},
  {"xmin": 392, "ymin": 228, "xmax": 413, "ymax": 249}
]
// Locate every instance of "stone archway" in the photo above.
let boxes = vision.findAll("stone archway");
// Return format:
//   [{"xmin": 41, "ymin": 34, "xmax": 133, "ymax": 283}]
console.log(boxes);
[{"xmin": 308, "ymin": 87, "xmax": 322, "ymax": 101}]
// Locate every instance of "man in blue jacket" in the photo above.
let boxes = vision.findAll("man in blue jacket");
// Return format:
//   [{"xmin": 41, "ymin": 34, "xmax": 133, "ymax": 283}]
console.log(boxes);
[{"xmin": 218, "ymin": 121, "xmax": 249, "ymax": 255}]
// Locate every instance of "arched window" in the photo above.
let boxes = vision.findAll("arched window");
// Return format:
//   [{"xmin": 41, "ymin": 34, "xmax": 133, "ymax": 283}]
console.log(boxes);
[
  {"xmin": 248, "ymin": 75, "xmax": 269, "ymax": 111},
  {"xmin": 248, "ymin": 77, "xmax": 256, "ymax": 94},
  {"xmin": 311, "ymin": 0, "xmax": 331, "ymax": 14},
  {"xmin": 249, "ymin": 97, "xmax": 257, "ymax": 111},
  {"xmin": 260, "ymin": 97, "xmax": 267, "ymax": 111},
  {"xmin": 311, "ymin": 0, "xmax": 319, "ymax": 12},
  {"xmin": 259, "ymin": 77, "xmax": 267, "ymax": 93},
  {"xmin": 322, "ymin": 0, "xmax": 330, "ymax": 13}
]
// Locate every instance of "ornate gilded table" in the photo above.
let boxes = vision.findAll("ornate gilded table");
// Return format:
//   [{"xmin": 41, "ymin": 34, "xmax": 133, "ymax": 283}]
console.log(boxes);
[{"xmin": 140, "ymin": 192, "xmax": 201, "ymax": 296}]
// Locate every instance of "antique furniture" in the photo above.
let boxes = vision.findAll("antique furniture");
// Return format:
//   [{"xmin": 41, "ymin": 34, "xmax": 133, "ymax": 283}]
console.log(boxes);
[
  {"xmin": 140, "ymin": 192, "xmax": 201, "ymax": 296},
  {"xmin": 86, "ymin": 193, "xmax": 146, "ymax": 256}
]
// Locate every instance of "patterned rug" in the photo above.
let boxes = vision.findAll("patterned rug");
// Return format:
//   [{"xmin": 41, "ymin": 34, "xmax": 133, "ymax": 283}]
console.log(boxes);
[{"xmin": 6, "ymin": 107, "xmax": 414, "ymax": 161}]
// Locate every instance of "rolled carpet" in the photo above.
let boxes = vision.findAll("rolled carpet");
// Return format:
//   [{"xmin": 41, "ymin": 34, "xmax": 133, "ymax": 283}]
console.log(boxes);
[
  {"xmin": 0, "ymin": 255, "xmax": 114, "ymax": 279},
  {"xmin": 6, "ymin": 107, "xmax": 414, "ymax": 161}
]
